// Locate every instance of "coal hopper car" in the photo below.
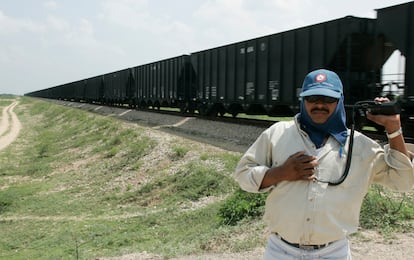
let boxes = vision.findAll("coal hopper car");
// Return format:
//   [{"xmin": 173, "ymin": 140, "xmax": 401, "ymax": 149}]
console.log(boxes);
[
  {"xmin": 376, "ymin": 1, "xmax": 414, "ymax": 135},
  {"xmin": 25, "ymin": 1, "xmax": 414, "ymax": 135},
  {"xmin": 190, "ymin": 16, "xmax": 381, "ymax": 118}
]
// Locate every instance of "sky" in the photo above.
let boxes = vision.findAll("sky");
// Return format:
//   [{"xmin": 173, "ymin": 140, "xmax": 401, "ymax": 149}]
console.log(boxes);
[{"xmin": 0, "ymin": 0, "xmax": 410, "ymax": 95}]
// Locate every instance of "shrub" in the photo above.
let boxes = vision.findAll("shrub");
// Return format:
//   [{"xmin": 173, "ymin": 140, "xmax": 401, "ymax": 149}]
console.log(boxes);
[
  {"xmin": 218, "ymin": 188, "xmax": 266, "ymax": 225},
  {"xmin": 0, "ymin": 199, "xmax": 12, "ymax": 214},
  {"xmin": 171, "ymin": 146, "xmax": 189, "ymax": 160},
  {"xmin": 360, "ymin": 184, "xmax": 414, "ymax": 232}
]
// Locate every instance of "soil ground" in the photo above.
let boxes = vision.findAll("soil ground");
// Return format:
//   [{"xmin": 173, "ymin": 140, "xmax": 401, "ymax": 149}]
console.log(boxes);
[
  {"xmin": 0, "ymin": 100, "xmax": 21, "ymax": 151},
  {"xmin": 101, "ymin": 230, "xmax": 414, "ymax": 259}
]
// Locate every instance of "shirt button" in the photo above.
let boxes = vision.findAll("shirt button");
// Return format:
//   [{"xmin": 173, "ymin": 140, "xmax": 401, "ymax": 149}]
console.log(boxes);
[{"xmin": 306, "ymin": 218, "xmax": 311, "ymax": 222}]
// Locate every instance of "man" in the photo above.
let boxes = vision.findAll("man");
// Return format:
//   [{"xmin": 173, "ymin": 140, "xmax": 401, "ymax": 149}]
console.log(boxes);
[{"xmin": 234, "ymin": 69, "xmax": 414, "ymax": 259}]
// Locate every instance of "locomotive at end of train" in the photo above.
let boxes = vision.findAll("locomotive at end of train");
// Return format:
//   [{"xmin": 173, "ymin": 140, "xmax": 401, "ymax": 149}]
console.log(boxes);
[{"xmin": 25, "ymin": 1, "xmax": 414, "ymax": 137}]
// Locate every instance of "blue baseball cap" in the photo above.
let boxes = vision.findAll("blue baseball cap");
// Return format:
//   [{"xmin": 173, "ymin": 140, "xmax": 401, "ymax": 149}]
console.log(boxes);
[{"xmin": 299, "ymin": 69, "xmax": 343, "ymax": 98}]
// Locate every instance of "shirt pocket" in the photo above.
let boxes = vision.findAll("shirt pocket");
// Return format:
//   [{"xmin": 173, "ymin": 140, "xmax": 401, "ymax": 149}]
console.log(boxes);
[
  {"xmin": 319, "ymin": 154, "xmax": 369, "ymax": 210},
  {"xmin": 317, "ymin": 152, "xmax": 369, "ymax": 189}
]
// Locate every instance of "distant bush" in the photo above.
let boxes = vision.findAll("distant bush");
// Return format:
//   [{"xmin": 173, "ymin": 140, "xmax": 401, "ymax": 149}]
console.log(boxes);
[
  {"xmin": 171, "ymin": 146, "xmax": 189, "ymax": 160},
  {"xmin": 0, "ymin": 199, "xmax": 12, "ymax": 214},
  {"xmin": 218, "ymin": 189, "xmax": 266, "ymax": 225},
  {"xmin": 360, "ymin": 184, "xmax": 414, "ymax": 232},
  {"xmin": 218, "ymin": 184, "xmax": 414, "ymax": 231}
]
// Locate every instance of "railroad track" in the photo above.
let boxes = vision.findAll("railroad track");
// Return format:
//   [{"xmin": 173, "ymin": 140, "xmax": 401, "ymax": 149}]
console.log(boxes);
[{"xmin": 47, "ymin": 99, "xmax": 414, "ymax": 147}]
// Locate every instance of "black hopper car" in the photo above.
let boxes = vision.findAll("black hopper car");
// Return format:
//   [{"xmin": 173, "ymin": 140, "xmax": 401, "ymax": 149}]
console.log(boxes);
[{"xmin": 26, "ymin": 1, "xmax": 414, "ymax": 136}]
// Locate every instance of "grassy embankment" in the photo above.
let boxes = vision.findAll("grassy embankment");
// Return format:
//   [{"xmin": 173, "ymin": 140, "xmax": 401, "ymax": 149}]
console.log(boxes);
[{"xmin": 0, "ymin": 96, "xmax": 413, "ymax": 259}]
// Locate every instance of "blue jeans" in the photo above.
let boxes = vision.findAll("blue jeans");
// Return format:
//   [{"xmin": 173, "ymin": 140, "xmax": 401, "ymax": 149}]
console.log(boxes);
[{"xmin": 264, "ymin": 234, "xmax": 351, "ymax": 260}]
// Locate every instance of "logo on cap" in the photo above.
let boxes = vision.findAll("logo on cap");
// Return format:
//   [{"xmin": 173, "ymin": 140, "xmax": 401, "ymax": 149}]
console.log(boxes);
[{"xmin": 315, "ymin": 73, "xmax": 326, "ymax": 83}]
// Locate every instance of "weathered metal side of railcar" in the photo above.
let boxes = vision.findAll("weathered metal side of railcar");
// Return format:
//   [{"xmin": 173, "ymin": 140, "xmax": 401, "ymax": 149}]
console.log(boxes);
[
  {"xmin": 191, "ymin": 16, "xmax": 379, "ymax": 117},
  {"xmin": 84, "ymin": 75, "xmax": 104, "ymax": 104},
  {"xmin": 131, "ymin": 55, "xmax": 195, "ymax": 111},
  {"xmin": 377, "ymin": 1, "xmax": 414, "ymax": 97},
  {"xmin": 101, "ymin": 68, "xmax": 133, "ymax": 106},
  {"xmin": 376, "ymin": 1, "xmax": 414, "ymax": 135}
]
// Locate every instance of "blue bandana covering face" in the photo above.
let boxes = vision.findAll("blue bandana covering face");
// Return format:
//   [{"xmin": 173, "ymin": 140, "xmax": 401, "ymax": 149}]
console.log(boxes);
[
  {"xmin": 298, "ymin": 69, "xmax": 348, "ymax": 148},
  {"xmin": 299, "ymin": 97, "xmax": 348, "ymax": 148}
]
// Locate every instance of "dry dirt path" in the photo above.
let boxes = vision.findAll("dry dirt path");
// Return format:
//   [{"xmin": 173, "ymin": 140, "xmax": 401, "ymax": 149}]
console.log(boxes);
[
  {"xmin": 0, "ymin": 100, "xmax": 21, "ymax": 151},
  {"xmin": 100, "ymin": 230, "xmax": 414, "ymax": 259}
]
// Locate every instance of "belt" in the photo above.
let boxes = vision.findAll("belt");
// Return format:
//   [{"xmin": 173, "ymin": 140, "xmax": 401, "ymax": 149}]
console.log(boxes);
[{"xmin": 277, "ymin": 234, "xmax": 332, "ymax": 250}]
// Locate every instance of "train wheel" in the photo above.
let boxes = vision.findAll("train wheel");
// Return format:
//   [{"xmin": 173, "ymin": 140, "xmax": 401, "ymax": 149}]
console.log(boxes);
[
  {"xmin": 198, "ymin": 105, "xmax": 209, "ymax": 116},
  {"xmin": 179, "ymin": 103, "xmax": 187, "ymax": 114}
]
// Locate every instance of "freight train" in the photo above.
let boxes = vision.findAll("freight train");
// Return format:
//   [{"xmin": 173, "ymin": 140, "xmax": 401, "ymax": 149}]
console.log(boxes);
[{"xmin": 26, "ymin": 1, "xmax": 414, "ymax": 135}]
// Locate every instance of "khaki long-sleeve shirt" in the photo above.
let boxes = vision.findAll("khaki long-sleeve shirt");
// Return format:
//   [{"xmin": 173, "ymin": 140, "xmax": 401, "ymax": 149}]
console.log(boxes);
[{"xmin": 234, "ymin": 115, "xmax": 414, "ymax": 245}]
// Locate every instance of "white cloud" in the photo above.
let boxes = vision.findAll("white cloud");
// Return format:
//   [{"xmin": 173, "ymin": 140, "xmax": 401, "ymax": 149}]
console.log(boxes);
[
  {"xmin": 79, "ymin": 18, "xmax": 94, "ymax": 37},
  {"xmin": 38, "ymin": 15, "xmax": 94, "ymax": 49},
  {"xmin": 190, "ymin": 0, "xmax": 292, "ymax": 48},
  {"xmin": 194, "ymin": 0, "xmax": 253, "ymax": 30},
  {"xmin": 43, "ymin": 1, "xmax": 58, "ymax": 10},
  {"xmin": 99, "ymin": 0, "xmax": 151, "ymax": 30},
  {"xmin": 0, "ymin": 10, "xmax": 45, "ymax": 34},
  {"xmin": 96, "ymin": 0, "xmax": 196, "ymax": 59},
  {"xmin": 0, "ymin": 45, "xmax": 24, "ymax": 65},
  {"xmin": 46, "ymin": 15, "xmax": 69, "ymax": 32},
  {"xmin": 61, "ymin": 18, "xmax": 95, "ymax": 46}
]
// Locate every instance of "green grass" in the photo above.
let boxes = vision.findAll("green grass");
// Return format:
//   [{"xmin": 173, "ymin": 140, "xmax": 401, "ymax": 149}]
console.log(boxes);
[
  {"xmin": 0, "ymin": 97, "xmax": 260, "ymax": 259},
  {"xmin": 0, "ymin": 96, "xmax": 412, "ymax": 259},
  {"xmin": 360, "ymin": 185, "xmax": 414, "ymax": 234}
]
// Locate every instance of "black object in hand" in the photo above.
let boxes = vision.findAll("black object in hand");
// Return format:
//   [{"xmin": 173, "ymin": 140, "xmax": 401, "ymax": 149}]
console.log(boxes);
[{"xmin": 367, "ymin": 101, "xmax": 401, "ymax": 115}]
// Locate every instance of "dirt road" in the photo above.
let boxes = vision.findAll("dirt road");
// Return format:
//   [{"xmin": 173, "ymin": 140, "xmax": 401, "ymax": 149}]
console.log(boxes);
[
  {"xmin": 101, "ymin": 230, "xmax": 414, "ymax": 259},
  {"xmin": 0, "ymin": 100, "xmax": 21, "ymax": 151}
]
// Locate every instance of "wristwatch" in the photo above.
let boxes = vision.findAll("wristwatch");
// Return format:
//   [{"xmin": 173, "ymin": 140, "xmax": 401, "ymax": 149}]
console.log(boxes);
[{"xmin": 386, "ymin": 127, "xmax": 403, "ymax": 139}]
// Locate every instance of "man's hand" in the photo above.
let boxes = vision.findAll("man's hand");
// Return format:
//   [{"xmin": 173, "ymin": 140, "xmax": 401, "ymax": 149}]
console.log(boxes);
[
  {"xmin": 366, "ymin": 97, "xmax": 410, "ymax": 159},
  {"xmin": 280, "ymin": 151, "xmax": 318, "ymax": 181},
  {"xmin": 366, "ymin": 97, "xmax": 401, "ymax": 133},
  {"xmin": 260, "ymin": 151, "xmax": 318, "ymax": 188}
]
